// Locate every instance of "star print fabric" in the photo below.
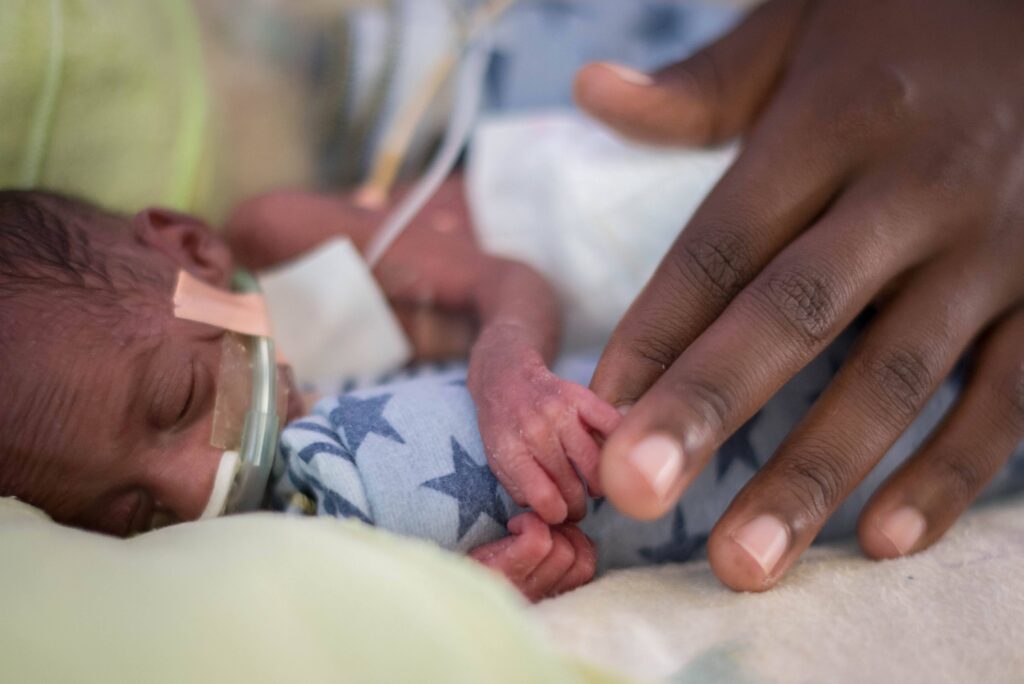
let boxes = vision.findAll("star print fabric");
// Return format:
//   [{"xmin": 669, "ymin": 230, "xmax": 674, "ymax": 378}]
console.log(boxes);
[{"xmin": 276, "ymin": 332, "xmax": 1024, "ymax": 573}]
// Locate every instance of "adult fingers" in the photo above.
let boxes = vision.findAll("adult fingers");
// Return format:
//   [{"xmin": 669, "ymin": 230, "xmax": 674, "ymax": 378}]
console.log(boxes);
[
  {"xmin": 704, "ymin": 254, "xmax": 1011, "ymax": 590},
  {"xmin": 573, "ymin": 0, "xmax": 808, "ymax": 146},
  {"xmin": 549, "ymin": 525, "xmax": 598, "ymax": 596},
  {"xmin": 600, "ymin": 176, "xmax": 940, "ymax": 521},
  {"xmin": 590, "ymin": 97, "xmax": 850, "ymax": 412},
  {"xmin": 859, "ymin": 307, "xmax": 1024, "ymax": 560}
]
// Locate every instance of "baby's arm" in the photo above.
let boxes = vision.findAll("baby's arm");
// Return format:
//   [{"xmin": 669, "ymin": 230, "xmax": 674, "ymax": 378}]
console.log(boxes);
[
  {"xmin": 226, "ymin": 177, "xmax": 485, "ymax": 361},
  {"xmin": 227, "ymin": 180, "xmax": 621, "ymax": 524},
  {"xmin": 465, "ymin": 256, "xmax": 621, "ymax": 524}
]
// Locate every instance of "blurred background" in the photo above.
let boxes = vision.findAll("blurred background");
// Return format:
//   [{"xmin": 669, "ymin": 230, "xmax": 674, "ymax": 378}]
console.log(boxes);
[{"xmin": 196, "ymin": 0, "xmax": 753, "ymax": 218}]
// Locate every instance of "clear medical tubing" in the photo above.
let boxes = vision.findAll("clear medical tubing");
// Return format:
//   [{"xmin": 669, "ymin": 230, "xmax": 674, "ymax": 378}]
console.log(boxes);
[
  {"xmin": 226, "ymin": 270, "xmax": 282, "ymax": 513},
  {"xmin": 364, "ymin": 31, "xmax": 493, "ymax": 267}
]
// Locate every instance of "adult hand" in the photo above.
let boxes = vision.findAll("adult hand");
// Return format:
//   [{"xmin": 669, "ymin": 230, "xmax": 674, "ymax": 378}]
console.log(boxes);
[{"xmin": 574, "ymin": 0, "xmax": 1024, "ymax": 591}]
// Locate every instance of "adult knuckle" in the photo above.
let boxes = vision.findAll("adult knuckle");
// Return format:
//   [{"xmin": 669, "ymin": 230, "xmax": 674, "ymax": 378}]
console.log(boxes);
[
  {"xmin": 755, "ymin": 264, "xmax": 843, "ymax": 346},
  {"xmin": 863, "ymin": 345, "xmax": 936, "ymax": 421},
  {"xmin": 908, "ymin": 133, "xmax": 991, "ymax": 207},
  {"xmin": 676, "ymin": 229, "xmax": 755, "ymax": 303},
  {"xmin": 673, "ymin": 375, "xmax": 734, "ymax": 433},
  {"xmin": 625, "ymin": 319, "xmax": 684, "ymax": 372},
  {"xmin": 822, "ymin": 63, "xmax": 914, "ymax": 138},
  {"xmin": 934, "ymin": 451, "xmax": 988, "ymax": 504},
  {"xmin": 857, "ymin": 63, "xmax": 914, "ymax": 118},
  {"xmin": 994, "ymin": 359, "xmax": 1024, "ymax": 432},
  {"xmin": 774, "ymin": 445, "xmax": 854, "ymax": 521}
]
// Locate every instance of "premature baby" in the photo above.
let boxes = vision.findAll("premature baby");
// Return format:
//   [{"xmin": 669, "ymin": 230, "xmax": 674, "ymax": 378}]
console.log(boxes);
[
  {"xmin": 3, "ymin": 187, "xmax": 1023, "ymax": 603},
  {"xmin": 0, "ymin": 185, "xmax": 620, "ymax": 601}
]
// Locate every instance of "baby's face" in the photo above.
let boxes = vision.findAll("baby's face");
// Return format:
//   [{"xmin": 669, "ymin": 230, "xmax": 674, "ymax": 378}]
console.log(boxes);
[{"xmin": 3, "ymin": 208, "xmax": 299, "ymax": 535}]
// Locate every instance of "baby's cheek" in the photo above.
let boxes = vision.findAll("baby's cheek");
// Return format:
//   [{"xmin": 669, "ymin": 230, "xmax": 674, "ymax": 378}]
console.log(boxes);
[{"xmin": 72, "ymin": 489, "xmax": 150, "ymax": 538}]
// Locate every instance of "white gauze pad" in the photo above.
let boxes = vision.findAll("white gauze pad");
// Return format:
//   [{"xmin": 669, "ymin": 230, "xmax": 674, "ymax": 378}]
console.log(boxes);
[{"xmin": 258, "ymin": 238, "xmax": 413, "ymax": 391}]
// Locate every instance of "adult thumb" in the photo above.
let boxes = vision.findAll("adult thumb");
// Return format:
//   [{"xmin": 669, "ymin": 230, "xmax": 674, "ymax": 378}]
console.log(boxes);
[{"xmin": 573, "ymin": 0, "xmax": 808, "ymax": 146}]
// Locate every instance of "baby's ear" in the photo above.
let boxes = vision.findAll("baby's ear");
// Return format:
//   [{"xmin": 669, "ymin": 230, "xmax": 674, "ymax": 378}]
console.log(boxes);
[{"xmin": 133, "ymin": 208, "xmax": 234, "ymax": 287}]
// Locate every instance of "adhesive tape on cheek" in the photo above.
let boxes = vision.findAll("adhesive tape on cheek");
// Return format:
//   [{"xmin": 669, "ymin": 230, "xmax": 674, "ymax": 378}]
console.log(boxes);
[
  {"xmin": 200, "ymin": 450, "xmax": 241, "ymax": 520},
  {"xmin": 173, "ymin": 270, "xmax": 272, "ymax": 338}
]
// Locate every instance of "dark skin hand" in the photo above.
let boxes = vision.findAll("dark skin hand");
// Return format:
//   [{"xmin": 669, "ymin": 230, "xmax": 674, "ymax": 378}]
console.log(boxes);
[{"xmin": 574, "ymin": 0, "xmax": 1024, "ymax": 591}]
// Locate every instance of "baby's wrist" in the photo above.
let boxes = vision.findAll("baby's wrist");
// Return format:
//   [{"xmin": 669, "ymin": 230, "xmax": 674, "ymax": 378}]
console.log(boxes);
[{"xmin": 468, "ymin": 329, "xmax": 546, "ymax": 395}]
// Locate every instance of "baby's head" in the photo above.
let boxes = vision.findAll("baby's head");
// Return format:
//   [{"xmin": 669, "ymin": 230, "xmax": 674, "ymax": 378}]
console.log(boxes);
[{"xmin": 0, "ymin": 190, "xmax": 248, "ymax": 535}]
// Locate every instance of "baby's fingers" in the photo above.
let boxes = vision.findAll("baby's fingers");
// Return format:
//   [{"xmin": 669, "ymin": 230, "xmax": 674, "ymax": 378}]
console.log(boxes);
[
  {"xmin": 560, "ymin": 422, "xmax": 604, "ymax": 498},
  {"xmin": 469, "ymin": 512, "xmax": 553, "ymax": 585},
  {"xmin": 518, "ymin": 402, "xmax": 589, "ymax": 521},
  {"xmin": 530, "ymin": 441, "xmax": 588, "ymax": 523},
  {"xmin": 488, "ymin": 452, "xmax": 569, "ymax": 524},
  {"xmin": 522, "ymin": 528, "xmax": 577, "ymax": 602},
  {"xmin": 549, "ymin": 525, "xmax": 598, "ymax": 596},
  {"xmin": 571, "ymin": 384, "xmax": 623, "ymax": 437}
]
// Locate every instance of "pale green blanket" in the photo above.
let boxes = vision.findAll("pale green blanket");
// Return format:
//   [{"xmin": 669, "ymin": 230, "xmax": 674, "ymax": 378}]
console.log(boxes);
[
  {"xmin": 0, "ymin": 0, "xmax": 209, "ymax": 214},
  {"xmin": 0, "ymin": 498, "xmax": 621, "ymax": 683}
]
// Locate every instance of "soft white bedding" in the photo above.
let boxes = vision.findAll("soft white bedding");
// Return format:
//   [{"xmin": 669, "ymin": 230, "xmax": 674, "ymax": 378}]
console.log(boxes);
[{"xmin": 533, "ymin": 494, "xmax": 1024, "ymax": 684}]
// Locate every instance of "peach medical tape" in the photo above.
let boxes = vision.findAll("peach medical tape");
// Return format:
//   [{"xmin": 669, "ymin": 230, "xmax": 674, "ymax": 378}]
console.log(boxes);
[
  {"xmin": 173, "ymin": 270, "xmax": 272, "ymax": 338},
  {"xmin": 170, "ymin": 270, "xmax": 287, "ymax": 518}
]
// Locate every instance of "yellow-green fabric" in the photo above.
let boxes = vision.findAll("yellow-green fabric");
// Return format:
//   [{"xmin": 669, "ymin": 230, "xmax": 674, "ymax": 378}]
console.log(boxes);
[
  {"xmin": 0, "ymin": 0, "xmax": 209, "ymax": 214},
  {"xmin": 0, "ymin": 498, "xmax": 623, "ymax": 683}
]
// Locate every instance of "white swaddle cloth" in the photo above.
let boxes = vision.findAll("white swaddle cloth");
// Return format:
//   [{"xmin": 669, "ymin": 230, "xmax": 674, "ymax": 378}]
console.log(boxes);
[{"xmin": 468, "ymin": 110, "xmax": 738, "ymax": 351}]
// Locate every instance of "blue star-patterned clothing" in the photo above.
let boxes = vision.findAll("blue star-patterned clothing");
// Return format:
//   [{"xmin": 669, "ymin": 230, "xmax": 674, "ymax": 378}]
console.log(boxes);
[{"xmin": 275, "ymin": 331, "xmax": 1024, "ymax": 573}]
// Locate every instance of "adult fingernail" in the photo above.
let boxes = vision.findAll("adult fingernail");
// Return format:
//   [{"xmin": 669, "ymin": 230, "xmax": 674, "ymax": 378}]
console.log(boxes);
[
  {"xmin": 732, "ymin": 515, "xmax": 790, "ymax": 576},
  {"xmin": 879, "ymin": 506, "xmax": 926, "ymax": 556},
  {"xmin": 604, "ymin": 63, "xmax": 654, "ymax": 87},
  {"xmin": 626, "ymin": 434, "xmax": 684, "ymax": 499}
]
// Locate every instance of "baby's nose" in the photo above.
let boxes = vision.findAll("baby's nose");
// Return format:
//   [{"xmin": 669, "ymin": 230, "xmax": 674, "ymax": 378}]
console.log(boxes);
[{"xmin": 146, "ymin": 446, "xmax": 224, "ymax": 524}]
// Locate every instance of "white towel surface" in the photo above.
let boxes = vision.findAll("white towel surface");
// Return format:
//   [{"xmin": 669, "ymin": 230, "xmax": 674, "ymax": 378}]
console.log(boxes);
[{"xmin": 533, "ymin": 494, "xmax": 1024, "ymax": 684}]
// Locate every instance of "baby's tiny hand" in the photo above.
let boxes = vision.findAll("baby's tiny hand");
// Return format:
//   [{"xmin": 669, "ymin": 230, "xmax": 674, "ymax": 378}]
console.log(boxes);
[
  {"xmin": 474, "ymin": 360, "xmax": 622, "ymax": 524},
  {"xmin": 469, "ymin": 513, "xmax": 597, "ymax": 602}
]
